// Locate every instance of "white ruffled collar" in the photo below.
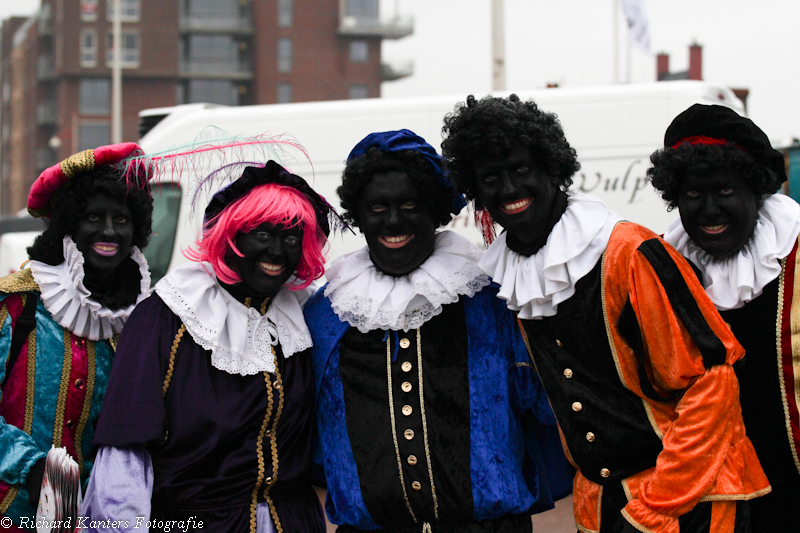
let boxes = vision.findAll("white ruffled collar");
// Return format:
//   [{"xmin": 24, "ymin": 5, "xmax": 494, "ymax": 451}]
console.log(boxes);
[
  {"xmin": 324, "ymin": 230, "xmax": 491, "ymax": 333},
  {"xmin": 155, "ymin": 262, "xmax": 314, "ymax": 376},
  {"xmin": 29, "ymin": 236, "xmax": 150, "ymax": 341},
  {"xmin": 663, "ymin": 194, "xmax": 800, "ymax": 310},
  {"xmin": 478, "ymin": 193, "xmax": 623, "ymax": 320}
]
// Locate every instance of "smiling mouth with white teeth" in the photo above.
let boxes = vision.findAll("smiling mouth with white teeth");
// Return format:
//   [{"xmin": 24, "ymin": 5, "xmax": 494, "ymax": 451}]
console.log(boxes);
[
  {"xmin": 258, "ymin": 262, "xmax": 285, "ymax": 276},
  {"xmin": 379, "ymin": 234, "xmax": 414, "ymax": 249},
  {"xmin": 501, "ymin": 198, "xmax": 531, "ymax": 215},
  {"xmin": 701, "ymin": 224, "xmax": 729, "ymax": 235},
  {"xmin": 92, "ymin": 242, "xmax": 119, "ymax": 257}
]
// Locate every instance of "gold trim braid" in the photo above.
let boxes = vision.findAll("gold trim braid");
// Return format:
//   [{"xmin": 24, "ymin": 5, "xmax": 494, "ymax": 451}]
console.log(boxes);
[
  {"xmin": 59, "ymin": 149, "xmax": 95, "ymax": 179},
  {"xmin": 0, "ymin": 269, "xmax": 39, "ymax": 294},
  {"xmin": 416, "ymin": 328, "xmax": 439, "ymax": 520},
  {"xmin": 776, "ymin": 253, "xmax": 800, "ymax": 476},
  {"xmin": 250, "ymin": 371, "xmax": 274, "ymax": 533},
  {"xmin": 386, "ymin": 334, "xmax": 417, "ymax": 523},
  {"xmin": 163, "ymin": 324, "xmax": 186, "ymax": 397},
  {"xmin": 52, "ymin": 329, "xmax": 73, "ymax": 448},
  {"xmin": 74, "ymin": 340, "xmax": 96, "ymax": 475}
]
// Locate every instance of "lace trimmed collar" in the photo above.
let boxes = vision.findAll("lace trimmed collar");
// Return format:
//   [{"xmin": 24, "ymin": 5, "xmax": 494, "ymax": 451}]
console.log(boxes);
[
  {"xmin": 663, "ymin": 193, "xmax": 800, "ymax": 310},
  {"xmin": 29, "ymin": 236, "xmax": 150, "ymax": 341},
  {"xmin": 479, "ymin": 193, "xmax": 623, "ymax": 320},
  {"xmin": 155, "ymin": 262, "xmax": 314, "ymax": 376},
  {"xmin": 324, "ymin": 230, "xmax": 491, "ymax": 333}
]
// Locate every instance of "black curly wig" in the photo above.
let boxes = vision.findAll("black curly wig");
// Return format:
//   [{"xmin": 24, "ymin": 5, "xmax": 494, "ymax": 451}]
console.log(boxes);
[
  {"xmin": 27, "ymin": 165, "xmax": 153, "ymax": 265},
  {"xmin": 441, "ymin": 94, "xmax": 580, "ymax": 203},
  {"xmin": 647, "ymin": 143, "xmax": 783, "ymax": 211},
  {"xmin": 338, "ymin": 147, "xmax": 455, "ymax": 229}
]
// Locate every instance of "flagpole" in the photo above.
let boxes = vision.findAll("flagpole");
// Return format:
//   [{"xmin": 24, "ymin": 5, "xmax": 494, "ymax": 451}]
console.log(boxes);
[
  {"xmin": 613, "ymin": 0, "xmax": 619, "ymax": 84},
  {"xmin": 492, "ymin": 0, "xmax": 506, "ymax": 91}
]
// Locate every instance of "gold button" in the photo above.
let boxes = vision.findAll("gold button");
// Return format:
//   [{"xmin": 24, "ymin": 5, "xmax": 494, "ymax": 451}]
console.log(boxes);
[
  {"xmin": 563, "ymin": 368, "xmax": 573, "ymax": 378},
  {"xmin": 401, "ymin": 361, "xmax": 412, "ymax": 372},
  {"xmin": 400, "ymin": 338, "xmax": 411, "ymax": 349},
  {"xmin": 586, "ymin": 432, "xmax": 596, "ymax": 442},
  {"xmin": 66, "ymin": 420, "xmax": 74, "ymax": 428},
  {"xmin": 725, "ymin": 322, "xmax": 732, "ymax": 329},
  {"xmin": 402, "ymin": 405, "xmax": 413, "ymax": 416},
  {"xmin": 600, "ymin": 468, "xmax": 610, "ymax": 478},
  {"xmin": 411, "ymin": 481, "xmax": 422, "ymax": 490},
  {"xmin": 407, "ymin": 455, "xmax": 418, "ymax": 465},
  {"xmin": 274, "ymin": 383, "xmax": 282, "ymax": 390},
  {"xmin": 265, "ymin": 476, "xmax": 273, "ymax": 483},
  {"xmin": 75, "ymin": 379, "xmax": 84, "ymax": 389},
  {"xmin": 572, "ymin": 402, "xmax": 582, "ymax": 412},
  {"xmin": 555, "ymin": 339, "xmax": 563, "ymax": 347},
  {"xmin": 401, "ymin": 381, "xmax": 412, "ymax": 393},
  {"xmin": 404, "ymin": 429, "xmax": 414, "ymax": 440}
]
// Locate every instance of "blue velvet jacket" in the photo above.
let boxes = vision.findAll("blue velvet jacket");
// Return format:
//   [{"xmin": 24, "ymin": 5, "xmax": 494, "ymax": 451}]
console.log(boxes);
[{"xmin": 305, "ymin": 283, "xmax": 572, "ymax": 529}]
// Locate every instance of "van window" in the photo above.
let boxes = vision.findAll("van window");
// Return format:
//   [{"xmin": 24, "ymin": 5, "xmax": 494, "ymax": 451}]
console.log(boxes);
[{"xmin": 144, "ymin": 184, "xmax": 182, "ymax": 284}]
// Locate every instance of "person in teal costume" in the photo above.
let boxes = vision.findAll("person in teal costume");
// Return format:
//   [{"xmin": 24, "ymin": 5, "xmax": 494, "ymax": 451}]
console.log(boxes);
[{"xmin": 0, "ymin": 143, "xmax": 153, "ymax": 530}]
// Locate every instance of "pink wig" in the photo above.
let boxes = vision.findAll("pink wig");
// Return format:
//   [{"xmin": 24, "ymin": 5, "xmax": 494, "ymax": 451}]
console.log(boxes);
[{"xmin": 185, "ymin": 183, "xmax": 327, "ymax": 290}]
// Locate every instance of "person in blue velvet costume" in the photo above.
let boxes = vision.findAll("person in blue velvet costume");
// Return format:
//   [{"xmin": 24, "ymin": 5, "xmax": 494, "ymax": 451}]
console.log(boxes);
[{"xmin": 304, "ymin": 129, "xmax": 572, "ymax": 533}]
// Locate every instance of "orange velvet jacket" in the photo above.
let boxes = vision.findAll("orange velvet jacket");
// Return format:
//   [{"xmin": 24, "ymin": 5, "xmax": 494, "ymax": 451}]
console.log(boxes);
[{"xmin": 557, "ymin": 223, "xmax": 770, "ymax": 533}]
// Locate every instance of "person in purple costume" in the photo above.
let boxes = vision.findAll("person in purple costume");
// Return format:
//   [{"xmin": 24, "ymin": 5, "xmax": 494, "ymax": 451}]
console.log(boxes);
[{"xmin": 81, "ymin": 161, "xmax": 333, "ymax": 533}]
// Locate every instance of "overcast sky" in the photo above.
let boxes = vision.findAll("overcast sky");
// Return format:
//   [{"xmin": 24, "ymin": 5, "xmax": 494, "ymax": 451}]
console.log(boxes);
[{"xmin": 3, "ymin": 0, "xmax": 799, "ymax": 141}]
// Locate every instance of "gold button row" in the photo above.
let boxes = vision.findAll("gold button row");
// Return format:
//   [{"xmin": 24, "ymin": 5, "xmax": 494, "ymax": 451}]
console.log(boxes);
[
  {"xmin": 600, "ymin": 468, "xmax": 611, "ymax": 478},
  {"xmin": 411, "ymin": 481, "xmax": 421, "ymax": 490},
  {"xmin": 555, "ymin": 339, "xmax": 563, "ymax": 347},
  {"xmin": 407, "ymin": 455, "xmax": 417, "ymax": 465},
  {"xmin": 401, "ymin": 361, "xmax": 412, "ymax": 372},
  {"xmin": 400, "ymin": 338, "xmax": 411, "ymax": 349},
  {"xmin": 401, "ymin": 381, "xmax": 413, "ymax": 393},
  {"xmin": 402, "ymin": 405, "xmax": 413, "ymax": 416},
  {"xmin": 586, "ymin": 432, "xmax": 595, "ymax": 442},
  {"xmin": 572, "ymin": 402, "xmax": 582, "ymax": 412},
  {"xmin": 563, "ymin": 368, "xmax": 573, "ymax": 378},
  {"xmin": 404, "ymin": 429, "xmax": 414, "ymax": 440}
]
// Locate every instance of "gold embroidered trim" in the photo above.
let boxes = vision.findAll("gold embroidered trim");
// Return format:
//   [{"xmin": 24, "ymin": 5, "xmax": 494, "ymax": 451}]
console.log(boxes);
[
  {"xmin": 386, "ymin": 333, "xmax": 417, "ymax": 523},
  {"xmin": 790, "ymin": 246, "xmax": 800, "ymax": 475},
  {"xmin": 619, "ymin": 509, "xmax": 657, "ymax": 533},
  {"xmin": 697, "ymin": 486, "xmax": 772, "ymax": 502},
  {"xmin": 621, "ymin": 479, "xmax": 633, "ymax": 501},
  {"xmin": 0, "ymin": 486, "xmax": 19, "ymax": 514},
  {"xmin": 514, "ymin": 362, "xmax": 532, "ymax": 368},
  {"xmin": 109, "ymin": 333, "xmax": 119, "ymax": 353},
  {"xmin": 59, "ymin": 149, "xmax": 95, "ymax": 179},
  {"xmin": 263, "ymin": 361, "xmax": 284, "ymax": 533},
  {"xmin": 641, "ymin": 399, "xmax": 664, "ymax": 440},
  {"xmin": 163, "ymin": 324, "xmax": 186, "ymax": 397},
  {"xmin": 74, "ymin": 340, "xmax": 96, "ymax": 475},
  {"xmin": 52, "ymin": 329, "xmax": 73, "ymax": 448},
  {"xmin": 260, "ymin": 297, "xmax": 271, "ymax": 316},
  {"xmin": 596, "ymin": 484, "xmax": 604, "ymax": 532},
  {"xmin": 0, "ymin": 303, "xmax": 9, "ymax": 340},
  {"xmin": 0, "ymin": 269, "xmax": 39, "ymax": 294},
  {"xmin": 250, "ymin": 370, "xmax": 273, "ymax": 533},
  {"xmin": 576, "ymin": 526, "xmax": 598, "ymax": 533},
  {"xmin": 600, "ymin": 251, "xmax": 628, "ymax": 389},
  {"xmin": 776, "ymin": 255, "xmax": 800, "ymax": 475},
  {"xmin": 416, "ymin": 328, "xmax": 439, "ymax": 520}
]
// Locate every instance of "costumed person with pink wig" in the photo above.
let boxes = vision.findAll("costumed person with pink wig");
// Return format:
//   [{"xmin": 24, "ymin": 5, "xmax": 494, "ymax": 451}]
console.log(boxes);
[
  {"xmin": 0, "ymin": 143, "xmax": 154, "ymax": 530},
  {"xmin": 82, "ymin": 158, "xmax": 334, "ymax": 533}
]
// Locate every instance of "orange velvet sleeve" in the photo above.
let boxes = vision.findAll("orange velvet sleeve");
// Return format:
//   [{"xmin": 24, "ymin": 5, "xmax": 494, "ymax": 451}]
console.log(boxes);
[{"xmin": 619, "ymin": 241, "xmax": 749, "ymax": 532}]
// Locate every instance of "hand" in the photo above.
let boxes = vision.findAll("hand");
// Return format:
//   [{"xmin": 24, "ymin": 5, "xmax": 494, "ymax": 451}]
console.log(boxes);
[{"xmin": 26, "ymin": 458, "xmax": 46, "ymax": 509}]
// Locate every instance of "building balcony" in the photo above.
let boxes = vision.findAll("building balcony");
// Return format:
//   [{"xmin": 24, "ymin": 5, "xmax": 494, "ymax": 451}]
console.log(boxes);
[
  {"xmin": 381, "ymin": 60, "xmax": 413, "ymax": 81},
  {"xmin": 338, "ymin": 14, "xmax": 413, "ymax": 39},
  {"xmin": 38, "ymin": 4, "xmax": 53, "ymax": 36},
  {"xmin": 36, "ymin": 103, "xmax": 56, "ymax": 125},
  {"xmin": 179, "ymin": 16, "xmax": 253, "ymax": 35},
  {"xmin": 37, "ymin": 57, "xmax": 54, "ymax": 81},
  {"xmin": 179, "ymin": 59, "xmax": 253, "ymax": 80}
]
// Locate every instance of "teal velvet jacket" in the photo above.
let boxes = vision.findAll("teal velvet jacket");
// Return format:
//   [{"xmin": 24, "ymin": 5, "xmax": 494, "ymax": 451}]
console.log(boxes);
[{"xmin": 0, "ymin": 270, "xmax": 114, "ymax": 529}]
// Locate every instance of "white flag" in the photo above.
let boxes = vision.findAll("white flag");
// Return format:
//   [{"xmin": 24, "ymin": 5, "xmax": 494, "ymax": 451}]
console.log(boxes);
[{"xmin": 621, "ymin": 0, "xmax": 652, "ymax": 55}]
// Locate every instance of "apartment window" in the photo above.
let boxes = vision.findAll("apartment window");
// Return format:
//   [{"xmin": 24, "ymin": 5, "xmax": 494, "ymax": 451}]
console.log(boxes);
[
  {"xmin": 349, "ymin": 84, "xmax": 369, "ymax": 99},
  {"xmin": 80, "ymin": 0, "xmax": 99, "ymax": 21},
  {"xmin": 106, "ymin": 0, "xmax": 140, "ymax": 22},
  {"xmin": 276, "ymin": 83, "xmax": 291, "ymax": 104},
  {"xmin": 79, "ymin": 79, "xmax": 111, "ymax": 115},
  {"xmin": 187, "ymin": 0, "xmax": 238, "ymax": 18},
  {"xmin": 278, "ymin": 0, "xmax": 292, "ymax": 27},
  {"xmin": 80, "ymin": 30, "xmax": 98, "ymax": 67},
  {"xmin": 346, "ymin": 0, "xmax": 378, "ymax": 20},
  {"xmin": 349, "ymin": 41, "xmax": 368, "ymax": 63},
  {"xmin": 106, "ymin": 30, "xmax": 140, "ymax": 67},
  {"xmin": 79, "ymin": 122, "xmax": 110, "ymax": 151},
  {"xmin": 188, "ymin": 80, "xmax": 237, "ymax": 106},
  {"xmin": 188, "ymin": 35, "xmax": 237, "ymax": 66},
  {"xmin": 277, "ymin": 38, "xmax": 292, "ymax": 73}
]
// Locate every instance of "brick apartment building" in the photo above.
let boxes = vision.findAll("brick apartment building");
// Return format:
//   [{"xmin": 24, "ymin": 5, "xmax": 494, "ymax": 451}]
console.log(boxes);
[{"xmin": 0, "ymin": 0, "xmax": 413, "ymax": 215}]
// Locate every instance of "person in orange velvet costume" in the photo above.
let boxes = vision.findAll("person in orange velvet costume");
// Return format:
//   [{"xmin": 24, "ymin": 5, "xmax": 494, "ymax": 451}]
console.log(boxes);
[{"xmin": 441, "ymin": 94, "xmax": 770, "ymax": 533}]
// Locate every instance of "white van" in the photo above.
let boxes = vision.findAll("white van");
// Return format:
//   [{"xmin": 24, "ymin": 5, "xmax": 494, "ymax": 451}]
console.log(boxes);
[{"xmin": 138, "ymin": 80, "xmax": 743, "ymax": 282}]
